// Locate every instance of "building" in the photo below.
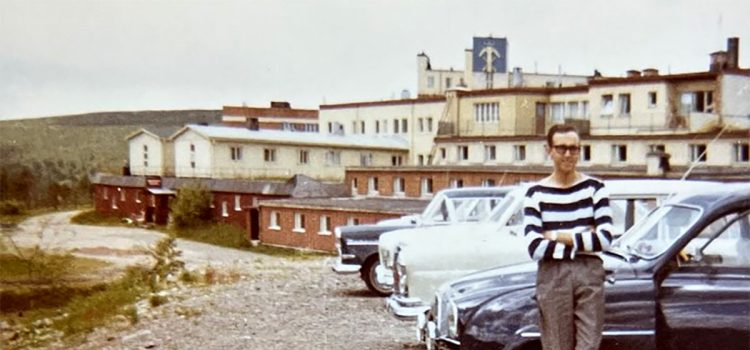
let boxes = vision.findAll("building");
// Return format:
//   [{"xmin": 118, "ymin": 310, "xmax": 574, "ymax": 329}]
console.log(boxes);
[
  {"xmin": 92, "ymin": 174, "xmax": 349, "ymax": 239},
  {"xmin": 221, "ymin": 101, "xmax": 319, "ymax": 132},
  {"xmin": 259, "ymin": 197, "xmax": 428, "ymax": 252},
  {"xmin": 169, "ymin": 124, "xmax": 409, "ymax": 181},
  {"xmin": 126, "ymin": 126, "xmax": 179, "ymax": 176}
]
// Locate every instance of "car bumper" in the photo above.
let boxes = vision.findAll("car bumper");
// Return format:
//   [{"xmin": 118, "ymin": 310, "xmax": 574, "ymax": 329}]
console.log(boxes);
[
  {"xmin": 386, "ymin": 294, "xmax": 430, "ymax": 319},
  {"xmin": 332, "ymin": 257, "xmax": 360, "ymax": 274},
  {"xmin": 417, "ymin": 312, "xmax": 460, "ymax": 350}
]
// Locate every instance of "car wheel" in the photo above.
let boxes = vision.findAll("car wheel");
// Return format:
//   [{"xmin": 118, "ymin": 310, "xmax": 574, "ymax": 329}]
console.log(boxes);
[{"xmin": 361, "ymin": 256, "xmax": 392, "ymax": 296}]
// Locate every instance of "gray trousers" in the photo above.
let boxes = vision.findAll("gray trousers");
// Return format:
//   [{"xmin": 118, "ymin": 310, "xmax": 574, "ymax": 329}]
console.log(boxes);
[{"xmin": 536, "ymin": 256, "xmax": 605, "ymax": 350}]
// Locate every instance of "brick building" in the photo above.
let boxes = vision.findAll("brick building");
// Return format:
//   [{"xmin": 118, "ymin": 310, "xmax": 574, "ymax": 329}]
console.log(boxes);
[{"xmin": 259, "ymin": 197, "xmax": 428, "ymax": 252}]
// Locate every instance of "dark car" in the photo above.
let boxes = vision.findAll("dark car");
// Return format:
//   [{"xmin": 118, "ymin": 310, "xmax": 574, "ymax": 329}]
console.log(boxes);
[
  {"xmin": 420, "ymin": 185, "xmax": 750, "ymax": 350},
  {"xmin": 333, "ymin": 187, "xmax": 511, "ymax": 295}
]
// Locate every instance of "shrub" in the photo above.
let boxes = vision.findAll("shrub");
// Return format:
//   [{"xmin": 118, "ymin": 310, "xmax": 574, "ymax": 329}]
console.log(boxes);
[
  {"xmin": 169, "ymin": 185, "xmax": 212, "ymax": 228},
  {"xmin": 0, "ymin": 200, "xmax": 24, "ymax": 215}
]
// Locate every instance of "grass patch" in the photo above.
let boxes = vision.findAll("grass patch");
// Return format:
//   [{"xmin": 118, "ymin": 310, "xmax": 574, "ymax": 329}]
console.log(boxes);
[{"xmin": 0, "ymin": 251, "xmax": 109, "ymax": 284}]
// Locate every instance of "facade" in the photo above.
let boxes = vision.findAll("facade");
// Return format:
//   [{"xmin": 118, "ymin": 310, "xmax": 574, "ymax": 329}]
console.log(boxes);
[
  {"xmin": 259, "ymin": 197, "xmax": 429, "ymax": 252},
  {"xmin": 91, "ymin": 174, "xmax": 348, "ymax": 239},
  {"xmin": 318, "ymin": 97, "xmax": 445, "ymax": 166},
  {"xmin": 126, "ymin": 127, "xmax": 178, "ymax": 176},
  {"xmin": 169, "ymin": 124, "xmax": 409, "ymax": 181},
  {"xmin": 221, "ymin": 102, "xmax": 319, "ymax": 132}
]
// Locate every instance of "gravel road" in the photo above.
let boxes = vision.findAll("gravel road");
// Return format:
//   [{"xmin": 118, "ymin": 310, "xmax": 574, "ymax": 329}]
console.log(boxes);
[{"xmin": 2, "ymin": 212, "xmax": 422, "ymax": 350}]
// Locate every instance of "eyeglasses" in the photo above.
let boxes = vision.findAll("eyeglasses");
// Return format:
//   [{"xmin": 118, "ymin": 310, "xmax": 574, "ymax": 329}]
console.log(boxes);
[{"xmin": 552, "ymin": 145, "xmax": 581, "ymax": 155}]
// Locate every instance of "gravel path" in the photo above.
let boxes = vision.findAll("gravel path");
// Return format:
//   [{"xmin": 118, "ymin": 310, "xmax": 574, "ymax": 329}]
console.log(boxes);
[{"xmin": 2, "ymin": 212, "xmax": 423, "ymax": 350}]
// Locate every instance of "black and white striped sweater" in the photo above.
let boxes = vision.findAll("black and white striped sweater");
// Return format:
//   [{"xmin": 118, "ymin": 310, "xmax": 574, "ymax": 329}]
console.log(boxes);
[{"xmin": 523, "ymin": 176, "xmax": 613, "ymax": 261}]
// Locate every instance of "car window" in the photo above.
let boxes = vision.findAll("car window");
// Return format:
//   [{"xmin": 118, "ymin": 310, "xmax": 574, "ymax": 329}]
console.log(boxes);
[
  {"xmin": 682, "ymin": 210, "xmax": 750, "ymax": 268},
  {"xmin": 610, "ymin": 198, "xmax": 659, "ymax": 236},
  {"xmin": 616, "ymin": 205, "xmax": 702, "ymax": 259}
]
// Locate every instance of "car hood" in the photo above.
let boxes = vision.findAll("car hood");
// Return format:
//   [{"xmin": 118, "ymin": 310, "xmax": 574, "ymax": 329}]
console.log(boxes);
[{"xmin": 379, "ymin": 221, "xmax": 488, "ymax": 251}]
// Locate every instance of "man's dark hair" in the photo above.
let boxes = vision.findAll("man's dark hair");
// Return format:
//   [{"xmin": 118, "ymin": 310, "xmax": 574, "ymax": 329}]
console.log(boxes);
[{"xmin": 546, "ymin": 124, "xmax": 579, "ymax": 146}]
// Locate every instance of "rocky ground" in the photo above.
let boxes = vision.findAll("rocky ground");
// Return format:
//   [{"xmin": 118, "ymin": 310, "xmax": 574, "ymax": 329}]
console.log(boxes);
[{"xmin": 1, "ymin": 212, "xmax": 423, "ymax": 350}]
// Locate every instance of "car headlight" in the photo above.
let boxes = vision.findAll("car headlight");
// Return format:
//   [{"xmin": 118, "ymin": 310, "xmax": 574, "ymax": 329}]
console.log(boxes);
[
  {"xmin": 380, "ymin": 247, "xmax": 392, "ymax": 267},
  {"xmin": 446, "ymin": 300, "xmax": 459, "ymax": 338}
]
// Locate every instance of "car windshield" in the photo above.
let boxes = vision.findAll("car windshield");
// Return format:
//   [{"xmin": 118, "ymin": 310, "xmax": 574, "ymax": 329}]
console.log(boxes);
[
  {"xmin": 614, "ymin": 204, "xmax": 702, "ymax": 259},
  {"xmin": 422, "ymin": 194, "xmax": 507, "ymax": 223},
  {"xmin": 483, "ymin": 192, "xmax": 522, "ymax": 223}
]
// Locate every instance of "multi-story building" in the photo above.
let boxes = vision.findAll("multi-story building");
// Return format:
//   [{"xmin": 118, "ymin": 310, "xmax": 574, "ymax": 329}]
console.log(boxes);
[
  {"xmin": 126, "ymin": 126, "xmax": 179, "ymax": 176},
  {"xmin": 221, "ymin": 101, "xmax": 319, "ymax": 132}
]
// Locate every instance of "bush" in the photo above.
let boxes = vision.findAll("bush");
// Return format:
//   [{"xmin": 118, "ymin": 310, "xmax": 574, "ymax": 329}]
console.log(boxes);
[
  {"xmin": 0, "ymin": 200, "xmax": 24, "ymax": 215},
  {"xmin": 169, "ymin": 185, "xmax": 212, "ymax": 228}
]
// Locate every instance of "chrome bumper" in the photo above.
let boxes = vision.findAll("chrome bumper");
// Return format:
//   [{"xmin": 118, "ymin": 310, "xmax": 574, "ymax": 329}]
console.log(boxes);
[
  {"xmin": 332, "ymin": 257, "xmax": 360, "ymax": 274},
  {"xmin": 386, "ymin": 294, "xmax": 430, "ymax": 319}
]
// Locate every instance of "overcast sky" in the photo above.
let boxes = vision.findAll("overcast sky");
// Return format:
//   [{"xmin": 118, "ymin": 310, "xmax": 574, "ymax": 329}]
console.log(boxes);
[{"xmin": 1, "ymin": 0, "xmax": 748, "ymax": 120}]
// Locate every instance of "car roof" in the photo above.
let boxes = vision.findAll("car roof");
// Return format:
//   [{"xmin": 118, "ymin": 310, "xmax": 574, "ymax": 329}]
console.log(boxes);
[
  {"xmin": 665, "ymin": 183, "xmax": 750, "ymax": 209},
  {"xmin": 438, "ymin": 185, "xmax": 516, "ymax": 199}
]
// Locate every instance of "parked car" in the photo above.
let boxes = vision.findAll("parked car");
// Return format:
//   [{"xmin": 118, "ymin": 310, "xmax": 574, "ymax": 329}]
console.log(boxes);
[
  {"xmin": 333, "ymin": 186, "xmax": 512, "ymax": 295},
  {"xmin": 382, "ymin": 179, "xmax": 722, "ymax": 318},
  {"xmin": 420, "ymin": 184, "xmax": 750, "ymax": 350}
]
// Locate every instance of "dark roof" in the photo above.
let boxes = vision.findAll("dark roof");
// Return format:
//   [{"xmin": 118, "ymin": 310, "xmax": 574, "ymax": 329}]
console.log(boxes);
[
  {"xmin": 93, "ymin": 174, "xmax": 348, "ymax": 197},
  {"xmin": 126, "ymin": 126, "xmax": 181, "ymax": 140},
  {"xmin": 320, "ymin": 96, "xmax": 445, "ymax": 110},
  {"xmin": 259, "ymin": 197, "xmax": 430, "ymax": 215}
]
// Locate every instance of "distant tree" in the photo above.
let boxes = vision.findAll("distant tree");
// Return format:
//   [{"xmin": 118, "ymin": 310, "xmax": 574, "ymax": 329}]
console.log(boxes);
[{"xmin": 169, "ymin": 185, "xmax": 212, "ymax": 228}]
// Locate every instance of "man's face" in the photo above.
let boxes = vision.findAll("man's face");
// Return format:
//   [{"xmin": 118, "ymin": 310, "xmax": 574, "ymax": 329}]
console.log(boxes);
[{"xmin": 547, "ymin": 131, "xmax": 580, "ymax": 173}]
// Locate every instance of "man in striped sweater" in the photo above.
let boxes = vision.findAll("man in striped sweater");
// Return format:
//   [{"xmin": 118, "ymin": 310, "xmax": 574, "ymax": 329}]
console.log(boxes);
[{"xmin": 523, "ymin": 124, "xmax": 613, "ymax": 350}]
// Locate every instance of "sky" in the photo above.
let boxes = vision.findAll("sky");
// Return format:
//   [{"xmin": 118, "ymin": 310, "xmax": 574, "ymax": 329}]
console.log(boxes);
[{"xmin": 1, "ymin": 0, "xmax": 749, "ymax": 120}]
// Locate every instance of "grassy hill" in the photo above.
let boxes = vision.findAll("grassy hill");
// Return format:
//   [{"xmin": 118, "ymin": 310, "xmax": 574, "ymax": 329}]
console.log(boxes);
[{"xmin": 0, "ymin": 110, "xmax": 222, "ymax": 174}]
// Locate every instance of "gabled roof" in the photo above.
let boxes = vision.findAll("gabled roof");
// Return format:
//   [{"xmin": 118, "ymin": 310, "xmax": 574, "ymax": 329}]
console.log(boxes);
[
  {"xmin": 168, "ymin": 124, "xmax": 409, "ymax": 151},
  {"xmin": 126, "ymin": 126, "xmax": 181, "ymax": 141}
]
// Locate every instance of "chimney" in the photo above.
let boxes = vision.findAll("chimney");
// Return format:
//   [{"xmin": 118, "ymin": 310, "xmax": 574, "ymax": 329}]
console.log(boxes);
[
  {"xmin": 270, "ymin": 101, "xmax": 291, "ymax": 109},
  {"xmin": 642, "ymin": 68, "xmax": 659, "ymax": 77},
  {"xmin": 626, "ymin": 70, "xmax": 641, "ymax": 78},
  {"xmin": 709, "ymin": 51, "xmax": 728, "ymax": 72},
  {"xmin": 511, "ymin": 67, "xmax": 523, "ymax": 87},
  {"xmin": 727, "ymin": 37, "xmax": 739, "ymax": 69}
]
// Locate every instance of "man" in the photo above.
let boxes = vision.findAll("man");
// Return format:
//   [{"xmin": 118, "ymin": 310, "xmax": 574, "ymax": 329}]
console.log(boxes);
[{"xmin": 523, "ymin": 124, "xmax": 613, "ymax": 350}]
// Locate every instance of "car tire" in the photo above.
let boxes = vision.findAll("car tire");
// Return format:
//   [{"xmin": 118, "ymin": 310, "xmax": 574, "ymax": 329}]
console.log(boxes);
[{"xmin": 361, "ymin": 256, "xmax": 392, "ymax": 296}]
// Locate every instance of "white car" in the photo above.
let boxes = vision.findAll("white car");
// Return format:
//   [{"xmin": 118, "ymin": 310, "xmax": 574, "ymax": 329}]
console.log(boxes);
[{"xmin": 380, "ymin": 179, "xmax": 723, "ymax": 318}]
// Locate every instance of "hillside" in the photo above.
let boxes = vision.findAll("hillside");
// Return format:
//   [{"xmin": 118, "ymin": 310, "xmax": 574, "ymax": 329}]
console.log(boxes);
[{"xmin": 0, "ymin": 110, "xmax": 222, "ymax": 174}]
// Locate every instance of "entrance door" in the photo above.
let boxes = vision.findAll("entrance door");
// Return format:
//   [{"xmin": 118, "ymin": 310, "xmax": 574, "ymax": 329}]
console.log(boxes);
[{"xmin": 249, "ymin": 208, "xmax": 260, "ymax": 240}]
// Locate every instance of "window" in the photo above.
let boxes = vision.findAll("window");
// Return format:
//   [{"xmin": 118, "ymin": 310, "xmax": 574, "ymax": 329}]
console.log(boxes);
[
  {"xmin": 581, "ymin": 145, "xmax": 592, "ymax": 162},
  {"xmin": 360, "ymin": 121, "xmax": 365, "ymax": 134},
  {"xmin": 581, "ymin": 101, "xmax": 589, "ymax": 119},
  {"xmin": 221, "ymin": 201, "xmax": 228, "ymax": 217},
  {"xmin": 418, "ymin": 155, "xmax": 424, "ymax": 166},
  {"xmin": 421, "ymin": 177, "xmax": 433, "ymax": 196},
  {"xmin": 649, "ymin": 144, "xmax": 666, "ymax": 153},
  {"xmin": 111, "ymin": 197, "xmax": 118, "ymax": 209},
  {"xmin": 458, "ymin": 146, "xmax": 469, "ymax": 161},
  {"xmin": 682, "ymin": 210, "xmax": 750, "ymax": 268},
  {"xmin": 393, "ymin": 177, "xmax": 405, "ymax": 195},
  {"xmin": 269, "ymin": 211, "xmax": 280, "ymax": 229},
  {"xmin": 351, "ymin": 178, "xmax": 358, "ymax": 194},
  {"xmin": 734, "ymin": 142, "xmax": 749, "ymax": 162},
  {"xmin": 264, "ymin": 148, "xmax": 276, "ymax": 162},
  {"xmin": 617, "ymin": 93, "xmax": 631, "ymax": 116},
  {"xmin": 299, "ymin": 150, "xmax": 309, "ymax": 164},
  {"xmin": 368, "ymin": 177, "xmax": 379, "ymax": 194},
  {"xmin": 418, "ymin": 118, "xmax": 424, "ymax": 132},
  {"xmin": 551, "ymin": 103, "xmax": 564, "ymax": 122},
  {"xmin": 382, "ymin": 119, "xmax": 388, "ymax": 133},
  {"xmin": 473, "ymin": 102, "xmax": 499, "ymax": 122},
  {"xmin": 234, "ymin": 195, "xmax": 241, "ymax": 211},
  {"xmin": 446, "ymin": 77, "xmax": 452, "ymax": 88},
  {"xmin": 375, "ymin": 120, "xmax": 380, "ymax": 133},
  {"xmin": 327, "ymin": 122, "xmax": 333, "ymax": 133},
  {"xmin": 360, "ymin": 153, "xmax": 373, "ymax": 166},
  {"xmin": 149, "ymin": 195, "xmax": 156, "ymax": 207},
  {"xmin": 319, "ymin": 215, "xmax": 332, "ymax": 235},
  {"xmin": 293, "ymin": 213, "xmax": 306, "ymax": 232},
  {"xmin": 351, "ymin": 121, "xmax": 358, "ymax": 134},
  {"xmin": 401, "ymin": 119, "xmax": 408, "ymax": 133},
  {"xmin": 482, "ymin": 179, "xmax": 496, "ymax": 187},
  {"xmin": 513, "ymin": 145, "xmax": 526, "ymax": 161},
  {"xmin": 347, "ymin": 217, "xmax": 360, "ymax": 226},
  {"xmin": 190, "ymin": 161, "xmax": 196, "ymax": 169},
  {"xmin": 103, "ymin": 187, "xmax": 109, "ymax": 199},
  {"xmin": 567, "ymin": 102, "xmax": 579, "ymax": 118},
  {"xmin": 393, "ymin": 119, "xmax": 400, "ymax": 133},
  {"xmin": 190, "ymin": 144, "xmax": 195, "ymax": 152},
  {"xmin": 440, "ymin": 148, "xmax": 446, "ymax": 159},
  {"xmin": 484, "ymin": 145, "xmax": 496, "ymax": 161},
  {"xmin": 143, "ymin": 145, "xmax": 149, "ymax": 167},
  {"xmin": 135, "ymin": 191, "xmax": 142, "ymax": 203},
  {"xmin": 450, "ymin": 178, "xmax": 464, "ymax": 188},
  {"xmin": 648, "ymin": 91, "xmax": 657, "ymax": 108},
  {"xmin": 681, "ymin": 91, "xmax": 714, "ymax": 113},
  {"xmin": 119, "ymin": 187, "xmax": 125, "ymax": 202},
  {"xmin": 325, "ymin": 151, "xmax": 341, "ymax": 165},
  {"xmin": 690, "ymin": 144, "xmax": 707, "ymax": 162},
  {"xmin": 391, "ymin": 155, "xmax": 403, "ymax": 166},
  {"xmin": 611, "ymin": 145, "xmax": 627, "ymax": 163},
  {"xmin": 209, "ymin": 194, "xmax": 215, "ymax": 208},
  {"xmin": 230, "ymin": 146, "xmax": 242, "ymax": 161},
  {"xmin": 427, "ymin": 76, "xmax": 435, "ymax": 88},
  {"xmin": 601, "ymin": 94, "xmax": 614, "ymax": 116},
  {"xmin": 426, "ymin": 117, "xmax": 433, "ymax": 132}
]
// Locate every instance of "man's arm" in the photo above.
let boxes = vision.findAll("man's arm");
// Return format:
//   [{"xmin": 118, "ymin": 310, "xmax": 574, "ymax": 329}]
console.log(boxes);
[
  {"xmin": 524, "ymin": 189, "xmax": 576, "ymax": 260},
  {"xmin": 571, "ymin": 183, "xmax": 614, "ymax": 252}
]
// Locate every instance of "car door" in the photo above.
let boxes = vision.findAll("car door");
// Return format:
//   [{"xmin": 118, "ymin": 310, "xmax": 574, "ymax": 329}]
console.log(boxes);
[{"xmin": 656, "ymin": 209, "xmax": 750, "ymax": 350}]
